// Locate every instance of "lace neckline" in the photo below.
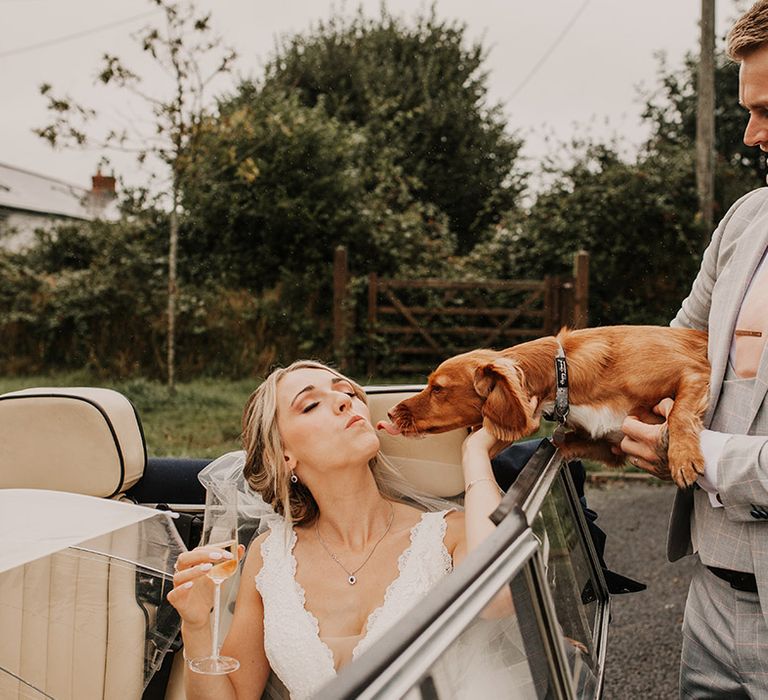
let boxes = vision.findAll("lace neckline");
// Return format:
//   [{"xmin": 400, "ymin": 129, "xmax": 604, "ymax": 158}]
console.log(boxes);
[{"xmin": 286, "ymin": 510, "xmax": 444, "ymax": 674}]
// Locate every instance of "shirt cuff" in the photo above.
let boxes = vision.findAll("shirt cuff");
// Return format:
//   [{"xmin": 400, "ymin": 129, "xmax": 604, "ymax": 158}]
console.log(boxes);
[{"xmin": 698, "ymin": 429, "xmax": 731, "ymax": 507}]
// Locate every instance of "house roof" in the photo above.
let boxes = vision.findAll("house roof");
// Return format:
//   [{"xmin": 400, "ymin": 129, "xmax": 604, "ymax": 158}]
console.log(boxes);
[{"xmin": 0, "ymin": 161, "xmax": 117, "ymax": 221}]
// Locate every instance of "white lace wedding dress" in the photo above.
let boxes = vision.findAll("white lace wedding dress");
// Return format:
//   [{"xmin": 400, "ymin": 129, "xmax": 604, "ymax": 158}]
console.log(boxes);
[{"xmin": 255, "ymin": 510, "xmax": 453, "ymax": 700}]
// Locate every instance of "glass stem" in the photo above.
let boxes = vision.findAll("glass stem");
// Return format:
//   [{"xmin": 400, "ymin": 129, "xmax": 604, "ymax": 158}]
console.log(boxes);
[{"xmin": 212, "ymin": 580, "xmax": 222, "ymax": 659}]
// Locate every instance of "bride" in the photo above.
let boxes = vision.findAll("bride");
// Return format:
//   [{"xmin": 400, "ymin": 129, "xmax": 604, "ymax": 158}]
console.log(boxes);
[{"xmin": 168, "ymin": 360, "xmax": 515, "ymax": 700}]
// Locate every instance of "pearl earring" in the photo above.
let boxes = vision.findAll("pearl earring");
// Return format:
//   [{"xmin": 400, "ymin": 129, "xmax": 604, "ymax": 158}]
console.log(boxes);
[{"xmin": 290, "ymin": 472, "xmax": 298, "ymax": 484}]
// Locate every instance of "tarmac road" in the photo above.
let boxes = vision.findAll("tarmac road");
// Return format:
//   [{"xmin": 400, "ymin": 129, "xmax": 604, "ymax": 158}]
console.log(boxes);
[{"xmin": 584, "ymin": 479, "xmax": 697, "ymax": 700}]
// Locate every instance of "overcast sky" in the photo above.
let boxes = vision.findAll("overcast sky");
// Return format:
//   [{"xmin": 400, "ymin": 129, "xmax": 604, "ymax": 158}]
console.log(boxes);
[{"xmin": 0, "ymin": 0, "xmax": 743, "ymax": 192}]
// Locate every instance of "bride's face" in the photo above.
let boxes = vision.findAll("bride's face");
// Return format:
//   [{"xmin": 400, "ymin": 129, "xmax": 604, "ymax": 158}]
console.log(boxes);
[{"xmin": 276, "ymin": 367, "xmax": 380, "ymax": 478}]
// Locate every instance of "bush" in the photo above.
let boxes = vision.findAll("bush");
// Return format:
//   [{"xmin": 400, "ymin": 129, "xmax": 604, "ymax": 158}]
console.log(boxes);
[{"xmin": 0, "ymin": 220, "xmax": 280, "ymax": 378}]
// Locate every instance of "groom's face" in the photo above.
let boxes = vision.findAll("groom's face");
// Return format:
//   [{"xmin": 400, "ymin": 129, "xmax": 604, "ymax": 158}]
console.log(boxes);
[{"xmin": 740, "ymin": 43, "xmax": 768, "ymax": 151}]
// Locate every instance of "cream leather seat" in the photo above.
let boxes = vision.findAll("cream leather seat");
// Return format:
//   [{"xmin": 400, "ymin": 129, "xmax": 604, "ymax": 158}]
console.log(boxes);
[
  {"xmin": 0, "ymin": 387, "xmax": 153, "ymax": 700},
  {"xmin": 0, "ymin": 387, "xmax": 146, "ymax": 497}
]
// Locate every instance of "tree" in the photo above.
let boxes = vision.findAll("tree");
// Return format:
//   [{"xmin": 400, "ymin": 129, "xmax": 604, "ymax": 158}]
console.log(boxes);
[
  {"xmin": 35, "ymin": 0, "xmax": 236, "ymax": 393},
  {"xmin": 177, "ymin": 86, "xmax": 457, "ymax": 365},
  {"xmin": 259, "ymin": 9, "xmax": 525, "ymax": 253},
  {"xmin": 180, "ymin": 87, "xmax": 456, "ymax": 290},
  {"xmin": 641, "ymin": 49, "xmax": 763, "ymax": 214},
  {"xmin": 460, "ymin": 140, "xmax": 705, "ymax": 326}
]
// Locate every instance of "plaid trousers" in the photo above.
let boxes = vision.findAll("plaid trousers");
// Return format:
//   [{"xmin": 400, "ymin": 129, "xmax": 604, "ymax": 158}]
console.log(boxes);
[{"xmin": 680, "ymin": 560, "xmax": 768, "ymax": 699}]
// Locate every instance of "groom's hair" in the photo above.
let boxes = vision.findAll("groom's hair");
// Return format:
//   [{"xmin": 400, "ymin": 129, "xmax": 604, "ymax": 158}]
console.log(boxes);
[{"xmin": 728, "ymin": 0, "xmax": 768, "ymax": 60}]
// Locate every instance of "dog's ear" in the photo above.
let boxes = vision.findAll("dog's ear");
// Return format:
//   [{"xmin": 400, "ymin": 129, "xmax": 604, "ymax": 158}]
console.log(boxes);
[{"xmin": 473, "ymin": 359, "xmax": 537, "ymax": 441}]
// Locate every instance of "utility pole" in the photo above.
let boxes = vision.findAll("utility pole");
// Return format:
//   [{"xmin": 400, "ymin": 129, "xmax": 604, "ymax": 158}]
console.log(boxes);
[{"xmin": 696, "ymin": 0, "xmax": 716, "ymax": 239}]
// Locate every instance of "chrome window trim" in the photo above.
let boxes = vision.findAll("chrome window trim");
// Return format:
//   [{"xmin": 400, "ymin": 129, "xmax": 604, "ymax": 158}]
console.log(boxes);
[
  {"xmin": 491, "ymin": 439, "xmax": 560, "ymax": 527},
  {"xmin": 141, "ymin": 504, "xmax": 205, "ymax": 513},
  {"xmin": 524, "ymin": 550, "xmax": 579, "ymax": 700},
  {"xmin": 522, "ymin": 452, "xmax": 564, "ymax": 527},
  {"xmin": 558, "ymin": 462, "xmax": 611, "ymax": 696},
  {"xmin": 359, "ymin": 532, "xmax": 541, "ymax": 700},
  {"xmin": 363, "ymin": 385, "xmax": 427, "ymax": 394},
  {"xmin": 495, "ymin": 439, "xmax": 611, "ymax": 695}
]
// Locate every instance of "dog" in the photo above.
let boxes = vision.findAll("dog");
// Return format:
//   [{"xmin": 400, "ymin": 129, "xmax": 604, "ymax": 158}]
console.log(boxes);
[{"xmin": 378, "ymin": 326, "xmax": 710, "ymax": 488}]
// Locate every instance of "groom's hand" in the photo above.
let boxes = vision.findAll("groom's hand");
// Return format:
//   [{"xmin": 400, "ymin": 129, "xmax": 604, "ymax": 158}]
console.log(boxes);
[{"xmin": 613, "ymin": 398, "xmax": 673, "ymax": 481}]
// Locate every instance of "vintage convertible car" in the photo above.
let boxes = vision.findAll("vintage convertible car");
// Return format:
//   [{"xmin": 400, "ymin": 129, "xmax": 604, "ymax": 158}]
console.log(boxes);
[{"xmin": 0, "ymin": 384, "xmax": 612, "ymax": 699}]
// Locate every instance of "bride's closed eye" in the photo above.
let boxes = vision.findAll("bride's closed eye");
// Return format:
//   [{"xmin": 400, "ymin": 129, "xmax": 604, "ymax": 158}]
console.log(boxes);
[
  {"xmin": 300, "ymin": 382, "xmax": 357, "ymax": 413},
  {"xmin": 301, "ymin": 394, "xmax": 353, "ymax": 413}
]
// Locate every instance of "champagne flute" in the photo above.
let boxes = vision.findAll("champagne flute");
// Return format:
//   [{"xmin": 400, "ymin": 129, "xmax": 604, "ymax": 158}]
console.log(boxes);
[{"xmin": 187, "ymin": 481, "xmax": 241, "ymax": 675}]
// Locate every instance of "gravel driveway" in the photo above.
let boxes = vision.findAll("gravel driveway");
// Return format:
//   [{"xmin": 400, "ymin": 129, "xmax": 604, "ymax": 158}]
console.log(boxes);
[{"xmin": 585, "ymin": 479, "xmax": 697, "ymax": 699}]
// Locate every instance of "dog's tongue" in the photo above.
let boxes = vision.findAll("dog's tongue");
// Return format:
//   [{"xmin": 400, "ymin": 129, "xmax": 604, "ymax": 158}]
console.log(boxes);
[{"xmin": 376, "ymin": 420, "xmax": 402, "ymax": 436}]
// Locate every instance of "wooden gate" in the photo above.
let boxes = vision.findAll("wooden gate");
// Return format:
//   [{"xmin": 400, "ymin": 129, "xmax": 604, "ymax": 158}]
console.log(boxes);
[{"xmin": 361, "ymin": 251, "xmax": 589, "ymax": 376}]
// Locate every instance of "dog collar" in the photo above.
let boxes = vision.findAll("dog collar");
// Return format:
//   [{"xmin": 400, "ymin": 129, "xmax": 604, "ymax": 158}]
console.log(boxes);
[{"xmin": 551, "ymin": 340, "xmax": 569, "ymax": 424}]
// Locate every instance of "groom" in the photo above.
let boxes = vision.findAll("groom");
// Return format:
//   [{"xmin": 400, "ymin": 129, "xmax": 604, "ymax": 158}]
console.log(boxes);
[{"xmin": 620, "ymin": 2, "xmax": 768, "ymax": 696}]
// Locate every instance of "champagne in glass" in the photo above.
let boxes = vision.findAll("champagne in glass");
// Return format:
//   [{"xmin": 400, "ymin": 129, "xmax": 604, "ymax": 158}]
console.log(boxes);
[
  {"xmin": 206, "ymin": 539, "xmax": 239, "ymax": 582},
  {"xmin": 187, "ymin": 482, "xmax": 241, "ymax": 675}
]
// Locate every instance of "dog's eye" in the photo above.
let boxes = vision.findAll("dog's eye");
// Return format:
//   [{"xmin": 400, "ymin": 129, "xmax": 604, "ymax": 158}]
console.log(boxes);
[{"xmin": 431, "ymin": 385, "xmax": 442, "ymax": 394}]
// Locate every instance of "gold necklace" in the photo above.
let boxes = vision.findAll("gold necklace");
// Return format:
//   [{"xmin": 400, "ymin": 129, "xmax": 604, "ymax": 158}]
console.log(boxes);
[{"xmin": 315, "ymin": 501, "xmax": 395, "ymax": 585}]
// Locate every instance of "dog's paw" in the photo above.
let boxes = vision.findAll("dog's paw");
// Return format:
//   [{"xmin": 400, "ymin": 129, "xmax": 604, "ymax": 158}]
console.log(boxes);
[
  {"xmin": 670, "ymin": 459, "xmax": 704, "ymax": 489},
  {"xmin": 668, "ymin": 437, "xmax": 705, "ymax": 489}
]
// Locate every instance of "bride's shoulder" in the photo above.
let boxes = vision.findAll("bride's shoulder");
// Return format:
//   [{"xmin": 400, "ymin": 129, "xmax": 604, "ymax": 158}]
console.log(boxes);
[
  {"xmin": 395, "ymin": 502, "xmax": 463, "ymax": 541},
  {"xmin": 243, "ymin": 529, "xmax": 271, "ymax": 573}
]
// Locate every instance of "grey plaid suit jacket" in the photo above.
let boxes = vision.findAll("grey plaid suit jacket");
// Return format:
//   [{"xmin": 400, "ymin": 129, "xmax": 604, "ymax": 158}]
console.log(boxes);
[{"xmin": 669, "ymin": 186, "xmax": 768, "ymax": 619}]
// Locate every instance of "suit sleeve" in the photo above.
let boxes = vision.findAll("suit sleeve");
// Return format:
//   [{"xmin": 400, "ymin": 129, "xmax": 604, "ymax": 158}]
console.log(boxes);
[
  {"xmin": 716, "ymin": 436, "xmax": 768, "ymax": 521},
  {"xmin": 673, "ymin": 188, "xmax": 768, "ymax": 521}
]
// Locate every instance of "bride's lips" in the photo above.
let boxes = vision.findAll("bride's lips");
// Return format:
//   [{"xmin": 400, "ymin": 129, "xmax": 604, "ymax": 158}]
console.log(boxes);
[{"xmin": 345, "ymin": 414, "xmax": 364, "ymax": 428}]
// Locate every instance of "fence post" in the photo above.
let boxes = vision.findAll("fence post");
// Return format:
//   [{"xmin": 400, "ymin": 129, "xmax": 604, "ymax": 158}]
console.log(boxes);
[
  {"xmin": 572, "ymin": 250, "xmax": 589, "ymax": 329},
  {"xmin": 560, "ymin": 280, "xmax": 574, "ymax": 328},
  {"xmin": 367, "ymin": 273, "xmax": 378, "ymax": 377},
  {"xmin": 333, "ymin": 246, "xmax": 349, "ymax": 371},
  {"xmin": 543, "ymin": 275, "xmax": 554, "ymax": 335}
]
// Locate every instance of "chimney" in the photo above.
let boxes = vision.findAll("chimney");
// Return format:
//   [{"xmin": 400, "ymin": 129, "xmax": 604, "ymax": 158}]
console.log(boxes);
[
  {"xmin": 91, "ymin": 171, "xmax": 116, "ymax": 198},
  {"xmin": 85, "ymin": 170, "xmax": 117, "ymax": 219}
]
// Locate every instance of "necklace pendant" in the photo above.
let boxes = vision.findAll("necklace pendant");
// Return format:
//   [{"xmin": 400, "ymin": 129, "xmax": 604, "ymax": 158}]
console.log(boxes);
[{"xmin": 348, "ymin": 575, "xmax": 357, "ymax": 585}]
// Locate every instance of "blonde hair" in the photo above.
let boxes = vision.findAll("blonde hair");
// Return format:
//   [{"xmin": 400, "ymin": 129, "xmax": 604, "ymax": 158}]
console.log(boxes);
[
  {"xmin": 241, "ymin": 360, "xmax": 412, "ymax": 530},
  {"xmin": 727, "ymin": 0, "xmax": 768, "ymax": 60}
]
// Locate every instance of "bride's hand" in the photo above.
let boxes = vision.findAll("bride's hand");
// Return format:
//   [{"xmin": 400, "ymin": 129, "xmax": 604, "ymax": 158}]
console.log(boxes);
[
  {"xmin": 462, "ymin": 426, "xmax": 511, "ymax": 459},
  {"xmin": 167, "ymin": 544, "xmax": 245, "ymax": 629}
]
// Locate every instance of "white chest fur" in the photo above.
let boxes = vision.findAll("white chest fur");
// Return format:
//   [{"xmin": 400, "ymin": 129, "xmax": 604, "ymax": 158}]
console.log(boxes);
[{"xmin": 541, "ymin": 401, "xmax": 627, "ymax": 442}]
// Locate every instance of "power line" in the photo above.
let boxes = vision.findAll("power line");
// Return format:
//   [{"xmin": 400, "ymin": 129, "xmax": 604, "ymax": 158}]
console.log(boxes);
[
  {"xmin": 0, "ymin": 9, "xmax": 160, "ymax": 59},
  {"xmin": 509, "ymin": 0, "xmax": 592, "ymax": 100}
]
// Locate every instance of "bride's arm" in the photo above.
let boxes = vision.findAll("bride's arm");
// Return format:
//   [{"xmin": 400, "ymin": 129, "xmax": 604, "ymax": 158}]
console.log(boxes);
[
  {"xmin": 466, "ymin": 427, "xmax": 509, "ymax": 549},
  {"xmin": 449, "ymin": 427, "xmax": 507, "ymax": 566},
  {"xmin": 170, "ymin": 533, "xmax": 271, "ymax": 700},
  {"xmin": 446, "ymin": 427, "xmax": 514, "ymax": 618}
]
